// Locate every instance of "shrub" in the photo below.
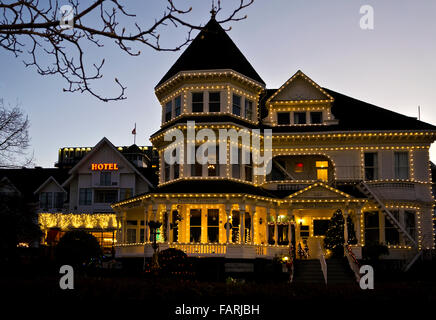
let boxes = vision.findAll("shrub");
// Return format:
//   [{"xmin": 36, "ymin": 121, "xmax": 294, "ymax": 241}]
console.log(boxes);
[{"xmin": 55, "ymin": 230, "xmax": 102, "ymax": 268}]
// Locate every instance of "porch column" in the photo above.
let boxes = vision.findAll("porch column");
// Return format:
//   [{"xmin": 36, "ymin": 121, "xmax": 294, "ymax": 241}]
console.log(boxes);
[
  {"xmin": 265, "ymin": 207, "xmax": 270, "ymax": 244},
  {"xmin": 379, "ymin": 210, "xmax": 385, "ymax": 244},
  {"xmin": 225, "ymin": 203, "xmax": 231, "ymax": 244},
  {"xmin": 144, "ymin": 206, "xmax": 149, "ymax": 242},
  {"xmin": 399, "ymin": 208, "xmax": 405, "ymax": 246},
  {"xmin": 151, "ymin": 204, "xmax": 158, "ymax": 243},
  {"xmin": 120, "ymin": 212, "xmax": 126, "ymax": 244},
  {"xmin": 240, "ymin": 205, "xmax": 246, "ymax": 244},
  {"xmin": 250, "ymin": 205, "xmax": 255, "ymax": 245},
  {"xmin": 344, "ymin": 208, "xmax": 349, "ymax": 244},
  {"xmin": 288, "ymin": 209, "xmax": 293, "ymax": 245},
  {"xmin": 166, "ymin": 203, "xmax": 172, "ymax": 243},
  {"xmin": 355, "ymin": 208, "xmax": 362, "ymax": 245},
  {"xmin": 274, "ymin": 211, "xmax": 278, "ymax": 246}
]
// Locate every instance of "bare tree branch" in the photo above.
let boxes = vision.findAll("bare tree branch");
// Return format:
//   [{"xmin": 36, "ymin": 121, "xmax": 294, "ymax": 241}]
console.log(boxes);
[
  {"xmin": 0, "ymin": 99, "xmax": 32, "ymax": 168},
  {"xmin": 0, "ymin": 0, "xmax": 254, "ymax": 102}
]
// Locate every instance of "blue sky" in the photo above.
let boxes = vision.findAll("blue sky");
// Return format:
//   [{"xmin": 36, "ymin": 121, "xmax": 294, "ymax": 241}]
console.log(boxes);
[{"xmin": 1, "ymin": 0, "xmax": 435, "ymax": 167}]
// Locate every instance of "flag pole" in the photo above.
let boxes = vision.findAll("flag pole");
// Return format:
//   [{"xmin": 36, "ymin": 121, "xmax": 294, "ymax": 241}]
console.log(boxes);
[{"xmin": 134, "ymin": 123, "xmax": 136, "ymax": 145}]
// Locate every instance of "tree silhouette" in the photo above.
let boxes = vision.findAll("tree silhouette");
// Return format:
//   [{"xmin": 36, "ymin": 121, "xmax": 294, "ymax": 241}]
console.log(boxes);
[{"xmin": 0, "ymin": 0, "xmax": 254, "ymax": 101}]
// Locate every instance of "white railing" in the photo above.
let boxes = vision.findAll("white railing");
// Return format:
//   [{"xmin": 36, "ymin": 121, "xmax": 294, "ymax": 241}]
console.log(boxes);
[
  {"xmin": 345, "ymin": 245, "xmax": 361, "ymax": 283},
  {"xmin": 115, "ymin": 242, "xmax": 288, "ymax": 258},
  {"xmin": 317, "ymin": 240, "xmax": 327, "ymax": 285},
  {"xmin": 169, "ymin": 243, "xmax": 227, "ymax": 255}
]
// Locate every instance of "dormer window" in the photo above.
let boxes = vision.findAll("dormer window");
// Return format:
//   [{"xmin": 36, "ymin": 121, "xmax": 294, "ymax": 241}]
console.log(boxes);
[
  {"xmin": 174, "ymin": 96, "xmax": 181, "ymax": 117},
  {"xmin": 310, "ymin": 112, "xmax": 323, "ymax": 124},
  {"xmin": 209, "ymin": 92, "xmax": 220, "ymax": 112},
  {"xmin": 294, "ymin": 112, "xmax": 306, "ymax": 124},
  {"xmin": 232, "ymin": 94, "xmax": 241, "ymax": 116},
  {"xmin": 277, "ymin": 112, "xmax": 290, "ymax": 125},
  {"xmin": 165, "ymin": 101, "xmax": 172, "ymax": 122},
  {"xmin": 192, "ymin": 92, "xmax": 204, "ymax": 112}
]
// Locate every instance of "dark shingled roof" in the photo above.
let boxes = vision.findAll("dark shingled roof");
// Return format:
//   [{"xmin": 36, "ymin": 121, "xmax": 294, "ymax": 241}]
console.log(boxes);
[
  {"xmin": 0, "ymin": 168, "xmax": 69, "ymax": 201},
  {"xmin": 156, "ymin": 18, "xmax": 265, "ymax": 87},
  {"xmin": 143, "ymin": 180, "xmax": 276, "ymax": 198},
  {"xmin": 263, "ymin": 88, "xmax": 436, "ymax": 132},
  {"xmin": 120, "ymin": 180, "xmax": 368, "ymax": 202}
]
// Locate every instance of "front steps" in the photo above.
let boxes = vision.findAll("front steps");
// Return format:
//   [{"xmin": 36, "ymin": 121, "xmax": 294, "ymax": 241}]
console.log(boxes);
[
  {"xmin": 326, "ymin": 258, "xmax": 356, "ymax": 284},
  {"xmin": 293, "ymin": 259, "xmax": 356, "ymax": 285},
  {"xmin": 293, "ymin": 260, "xmax": 325, "ymax": 284}
]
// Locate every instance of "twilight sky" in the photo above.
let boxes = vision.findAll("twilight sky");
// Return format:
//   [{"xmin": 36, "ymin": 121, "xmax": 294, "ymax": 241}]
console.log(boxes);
[{"xmin": 1, "ymin": 0, "xmax": 435, "ymax": 167}]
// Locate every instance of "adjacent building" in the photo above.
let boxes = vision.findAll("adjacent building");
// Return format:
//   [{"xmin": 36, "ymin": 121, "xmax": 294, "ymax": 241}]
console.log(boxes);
[{"xmin": 0, "ymin": 138, "xmax": 158, "ymax": 253}]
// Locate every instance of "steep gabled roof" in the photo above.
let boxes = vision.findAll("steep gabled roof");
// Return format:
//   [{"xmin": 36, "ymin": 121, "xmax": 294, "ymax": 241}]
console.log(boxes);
[
  {"xmin": 261, "ymin": 87, "xmax": 436, "ymax": 132},
  {"xmin": 0, "ymin": 168, "xmax": 69, "ymax": 201},
  {"xmin": 63, "ymin": 137, "xmax": 153, "ymax": 188},
  {"xmin": 34, "ymin": 176, "xmax": 67, "ymax": 195},
  {"xmin": 156, "ymin": 18, "xmax": 265, "ymax": 87}
]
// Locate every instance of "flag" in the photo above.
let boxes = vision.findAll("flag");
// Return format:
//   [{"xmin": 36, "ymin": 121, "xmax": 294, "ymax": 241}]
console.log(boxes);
[{"xmin": 132, "ymin": 124, "xmax": 136, "ymax": 135}]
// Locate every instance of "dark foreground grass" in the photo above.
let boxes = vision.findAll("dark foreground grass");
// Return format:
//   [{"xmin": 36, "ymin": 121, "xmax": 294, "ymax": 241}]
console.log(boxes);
[{"xmin": 1, "ymin": 273, "xmax": 435, "ymax": 317}]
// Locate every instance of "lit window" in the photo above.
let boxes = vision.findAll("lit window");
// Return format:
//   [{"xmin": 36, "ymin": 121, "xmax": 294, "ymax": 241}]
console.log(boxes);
[
  {"xmin": 295, "ymin": 162, "xmax": 304, "ymax": 173},
  {"xmin": 316, "ymin": 161, "xmax": 328, "ymax": 181}
]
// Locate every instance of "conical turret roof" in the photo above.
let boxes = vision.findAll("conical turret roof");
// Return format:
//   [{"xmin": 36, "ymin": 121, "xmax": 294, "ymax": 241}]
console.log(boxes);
[{"xmin": 156, "ymin": 18, "xmax": 265, "ymax": 87}]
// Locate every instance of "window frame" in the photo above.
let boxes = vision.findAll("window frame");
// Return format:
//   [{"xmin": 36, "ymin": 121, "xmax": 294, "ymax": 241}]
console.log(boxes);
[
  {"xmin": 364, "ymin": 152, "xmax": 379, "ymax": 180},
  {"xmin": 208, "ymin": 92, "xmax": 221, "ymax": 113},
  {"xmin": 232, "ymin": 94, "xmax": 241, "ymax": 116},
  {"xmin": 244, "ymin": 99, "xmax": 253, "ymax": 120},
  {"xmin": 277, "ymin": 112, "xmax": 291, "ymax": 125},
  {"xmin": 394, "ymin": 151, "xmax": 409, "ymax": 180},
  {"xmin": 294, "ymin": 112, "xmax": 307, "ymax": 124},
  {"xmin": 310, "ymin": 111, "xmax": 323, "ymax": 124},
  {"xmin": 79, "ymin": 188, "xmax": 92, "ymax": 206},
  {"xmin": 192, "ymin": 92, "xmax": 204, "ymax": 113},
  {"xmin": 165, "ymin": 100, "xmax": 172, "ymax": 122},
  {"xmin": 174, "ymin": 96, "xmax": 181, "ymax": 117}
]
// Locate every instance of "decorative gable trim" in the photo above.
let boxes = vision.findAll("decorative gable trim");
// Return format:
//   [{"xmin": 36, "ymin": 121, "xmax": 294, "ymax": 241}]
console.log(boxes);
[
  {"xmin": 267, "ymin": 70, "xmax": 334, "ymax": 103},
  {"xmin": 288, "ymin": 182, "xmax": 352, "ymax": 199},
  {"xmin": 34, "ymin": 176, "xmax": 67, "ymax": 195}
]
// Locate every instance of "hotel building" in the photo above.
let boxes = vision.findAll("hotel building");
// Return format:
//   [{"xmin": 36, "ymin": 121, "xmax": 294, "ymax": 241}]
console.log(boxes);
[
  {"xmin": 112, "ymin": 17, "xmax": 436, "ymax": 271},
  {"xmin": 0, "ymin": 138, "xmax": 158, "ymax": 253}
]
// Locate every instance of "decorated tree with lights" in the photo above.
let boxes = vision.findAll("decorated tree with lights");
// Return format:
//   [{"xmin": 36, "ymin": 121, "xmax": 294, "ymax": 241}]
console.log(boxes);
[{"xmin": 323, "ymin": 209, "xmax": 345, "ymax": 257}]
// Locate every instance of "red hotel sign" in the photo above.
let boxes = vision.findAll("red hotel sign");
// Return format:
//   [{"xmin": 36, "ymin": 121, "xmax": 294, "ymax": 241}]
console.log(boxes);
[{"xmin": 91, "ymin": 163, "xmax": 119, "ymax": 171}]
